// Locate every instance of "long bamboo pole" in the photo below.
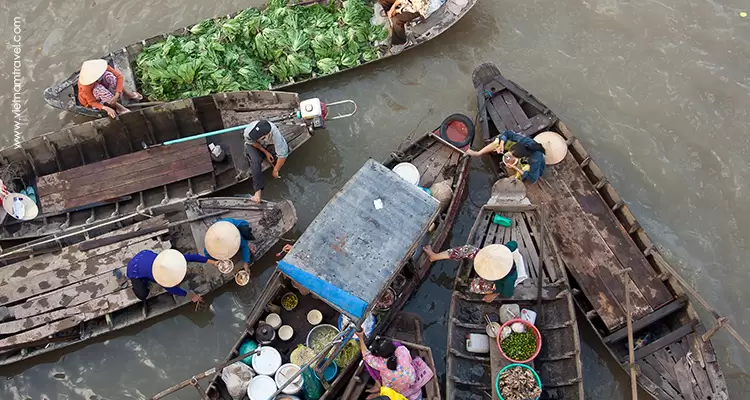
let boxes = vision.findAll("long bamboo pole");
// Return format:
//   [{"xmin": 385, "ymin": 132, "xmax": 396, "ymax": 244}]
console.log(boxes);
[{"xmin": 617, "ymin": 268, "xmax": 637, "ymax": 400}]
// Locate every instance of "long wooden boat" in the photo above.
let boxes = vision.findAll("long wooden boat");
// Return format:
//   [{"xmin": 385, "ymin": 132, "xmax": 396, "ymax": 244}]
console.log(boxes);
[
  {"xmin": 0, "ymin": 197, "xmax": 296, "ymax": 366},
  {"xmin": 186, "ymin": 128, "xmax": 469, "ymax": 400},
  {"xmin": 44, "ymin": 0, "xmax": 478, "ymax": 116},
  {"xmin": 474, "ymin": 62, "xmax": 729, "ymax": 400},
  {"xmin": 342, "ymin": 312, "xmax": 441, "ymax": 400},
  {"xmin": 0, "ymin": 90, "xmax": 311, "ymax": 243},
  {"xmin": 446, "ymin": 193, "xmax": 584, "ymax": 399}
]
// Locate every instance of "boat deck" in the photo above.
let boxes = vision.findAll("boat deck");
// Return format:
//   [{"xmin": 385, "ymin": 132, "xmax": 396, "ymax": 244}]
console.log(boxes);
[
  {"xmin": 526, "ymin": 154, "xmax": 674, "ymax": 331},
  {"xmin": 447, "ymin": 203, "xmax": 584, "ymax": 400}
]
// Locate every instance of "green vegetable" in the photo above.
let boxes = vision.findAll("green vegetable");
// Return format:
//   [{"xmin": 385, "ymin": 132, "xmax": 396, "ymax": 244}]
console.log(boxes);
[
  {"xmin": 500, "ymin": 331, "xmax": 537, "ymax": 361},
  {"xmin": 135, "ymin": 0, "xmax": 386, "ymax": 101},
  {"xmin": 333, "ymin": 340, "xmax": 358, "ymax": 367}
]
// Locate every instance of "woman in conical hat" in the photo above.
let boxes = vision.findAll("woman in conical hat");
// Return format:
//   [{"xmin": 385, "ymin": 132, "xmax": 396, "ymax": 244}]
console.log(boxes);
[
  {"xmin": 126, "ymin": 248, "xmax": 215, "ymax": 304},
  {"xmin": 204, "ymin": 218, "xmax": 257, "ymax": 276},
  {"xmin": 466, "ymin": 129, "xmax": 549, "ymax": 184},
  {"xmin": 77, "ymin": 59, "xmax": 143, "ymax": 118},
  {"xmin": 423, "ymin": 241, "xmax": 521, "ymax": 302}
]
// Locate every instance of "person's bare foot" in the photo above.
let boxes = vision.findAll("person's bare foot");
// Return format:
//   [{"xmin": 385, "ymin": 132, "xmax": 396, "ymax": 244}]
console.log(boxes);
[{"xmin": 423, "ymin": 245, "xmax": 438, "ymax": 262}]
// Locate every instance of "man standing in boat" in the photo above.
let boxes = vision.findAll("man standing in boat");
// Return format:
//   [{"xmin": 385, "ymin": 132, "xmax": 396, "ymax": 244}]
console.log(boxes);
[
  {"xmin": 124, "ymin": 248, "xmax": 215, "ymax": 304},
  {"xmin": 243, "ymin": 120, "xmax": 289, "ymax": 203}
]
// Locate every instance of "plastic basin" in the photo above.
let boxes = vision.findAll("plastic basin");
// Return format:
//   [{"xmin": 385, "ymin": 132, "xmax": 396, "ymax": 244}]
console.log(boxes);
[
  {"xmin": 496, "ymin": 318, "xmax": 542, "ymax": 363},
  {"xmin": 495, "ymin": 363, "xmax": 542, "ymax": 400}
]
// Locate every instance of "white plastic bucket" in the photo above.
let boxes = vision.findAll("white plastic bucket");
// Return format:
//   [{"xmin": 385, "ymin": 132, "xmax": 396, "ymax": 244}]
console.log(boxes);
[
  {"xmin": 252, "ymin": 346, "xmax": 282, "ymax": 376},
  {"xmin": 466, "ymin": 333, "xmax": 490, "ymax": 353},
  {"xmin": 274, "ymin": 363, "xmax": 304, "ymax": 394},
  {"xmin": 246, "ymin": 375, "xmax": 277, "ymax": 400}
]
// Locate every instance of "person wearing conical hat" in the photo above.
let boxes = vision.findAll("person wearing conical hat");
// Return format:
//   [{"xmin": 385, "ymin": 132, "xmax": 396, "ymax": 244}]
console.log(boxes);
[
  {"xmin": 77, "ymin": 59, "xmax": 143, "ymax": 118},
  {"xmin": 423, "ymin": 241, "xmax": 523, "ymax": 302},
  {"xmin": 243, "ymin": 120, "xmax": 289, "ymax": 203},
  {"xmin": 204, "ymin": 218, "xmax": 257, "ymax": 276},
  {"xmin": 126, "ymin": 248, "xmax": 215, "ymax": 304},
  {"xmin": 466, "ymin": 130, "xmax": 547, "ymax": 184}
]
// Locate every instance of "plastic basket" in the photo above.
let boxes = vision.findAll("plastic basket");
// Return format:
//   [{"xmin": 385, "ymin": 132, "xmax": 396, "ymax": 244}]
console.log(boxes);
[
  {"xmin": 495, "ymin": 363, "xmax": 542, "ymax": 400},
  {"xmin": 496, "ymin": 318, "xmax": 542, "ymax": 363}
]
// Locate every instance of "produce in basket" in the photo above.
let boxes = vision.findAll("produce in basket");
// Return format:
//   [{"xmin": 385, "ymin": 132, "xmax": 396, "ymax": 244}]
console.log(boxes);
[
  {"xmin": 333, "ymin": 340, "xmax": 359, "ymax": 367},
  {"xmin": 500, "ymin": 331, "xmax": 537, "ymax": 361},
  {"xmin": 497, "ymin": 366, "xmax": 542, "ymax": 400},
  {"xmin": 135, "ymin": 0, "xmax": 388, "ymax": 101}
]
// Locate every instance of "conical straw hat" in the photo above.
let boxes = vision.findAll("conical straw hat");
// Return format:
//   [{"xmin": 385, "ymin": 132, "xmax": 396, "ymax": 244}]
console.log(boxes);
[
  {"xmin": 205, "ymin": 221, "xmax": 241, "ymax": 260},
  {"xmin": 533, "ymin": 131, "xmax": 568, "ymax": 165},
  {"xmin": 152, "ymin": 249, "xmax": 187, "ymax": 288},
  {"xmin": 79, "ymin": 59, "xmax": 108, "ymax": 85},
  {"xmin": 474, "ymin": 244, "xmax": 514, "ymax": 281},
  {"xmin": 3, "ymin": 193, "xmax": 39, "ymax": 221}
]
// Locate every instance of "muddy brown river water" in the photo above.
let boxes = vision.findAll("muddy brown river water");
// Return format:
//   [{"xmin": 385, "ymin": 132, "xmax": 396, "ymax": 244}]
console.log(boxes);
[{"xmin": 1, "ymin": 0, "xmax": 749, "ymax": 398}]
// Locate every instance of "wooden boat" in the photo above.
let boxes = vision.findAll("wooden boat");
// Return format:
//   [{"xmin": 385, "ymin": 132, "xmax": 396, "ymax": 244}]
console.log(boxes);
[
  {"xmin": 446, "ymin": 194, "xmax": 584, "ymax": 399},
  {"xmin": 0, "ymin": 197, "xmax": 297, "ymax": 366},
  {"xmin": 342, "ymin": 312, "xmax": 441, "ymax": 400},
  {"xmin": 474, "ymin": 62, "xmax": 729, "ymax": 400},
  {"xmin": 0, "ymin": 90, "xmax": 311, "ymax": 243},
  {"xmin": 165, "ymin": 129, "xmax": 469, "ymax": 399},
  {"xmin": 43, "ymin": 0, "xmax": 478, "ymax": 116},
  {"xmin": 194, "ymin": 159, "xmax": 439, "ymax": 400}
]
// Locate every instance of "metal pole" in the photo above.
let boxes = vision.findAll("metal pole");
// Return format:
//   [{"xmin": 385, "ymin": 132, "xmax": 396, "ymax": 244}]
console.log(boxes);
[
  {"xmin": 151, "ymin": 349, "xmax": 261, "ymax": 400},
  {"xmin": 160, "ymin": 114, "xmax": 298, "ymax": 146}
]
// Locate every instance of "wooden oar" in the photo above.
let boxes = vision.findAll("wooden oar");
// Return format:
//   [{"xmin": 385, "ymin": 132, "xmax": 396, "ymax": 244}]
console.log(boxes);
[{"xmin": 617, "ymin": 268, "xmax": 638, "ymax": 400}]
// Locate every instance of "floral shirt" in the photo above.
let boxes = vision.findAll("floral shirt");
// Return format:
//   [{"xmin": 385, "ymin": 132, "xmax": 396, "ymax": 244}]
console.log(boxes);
[{"xmin": 364, "ymin": 346, "xmax": 417, "ymax": 394}]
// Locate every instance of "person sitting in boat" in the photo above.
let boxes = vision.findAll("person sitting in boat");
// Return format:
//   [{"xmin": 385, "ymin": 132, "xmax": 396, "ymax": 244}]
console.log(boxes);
[
  {"xmin": 243, "ymin": 119, "xmax": 289, "ymax": 203},
  {"xmin": 355, "ymin": 331, "xmax": 417, "ymax": 399},
  {"xmin": 77, "ymin": 59, "xmax": 143, "ymax": 119},
  {"xmin": 126, "ymin": 248, "xmax": 215, "ymax": 304},
  {"xmin": 423, "ymin": 241, "xmax": 525, "ymax": 302},
  {"xmin": 466, "ymin": 130, "xmax": 547, "ymax": 183},
  {"xmin": 378, "ymin": 0, "xmax": 420, "ymax": 51},
  {"xmin": 203, "ymin": 219, "xmax": 257, "ymax": 275}
]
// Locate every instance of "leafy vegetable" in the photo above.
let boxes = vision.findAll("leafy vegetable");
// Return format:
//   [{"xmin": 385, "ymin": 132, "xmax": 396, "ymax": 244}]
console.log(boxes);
[{"xmin": 135, "ymin": 0, "xmax": 387, "ymax": 101}]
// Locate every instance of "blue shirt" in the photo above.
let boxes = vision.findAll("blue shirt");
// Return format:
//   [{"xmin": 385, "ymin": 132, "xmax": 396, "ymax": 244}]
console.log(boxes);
[
  {"xmin": 204, "ymin": 218, "xmax": 254, "ymax": 264},
  {"xmin": 126, "ymin": 250, "xmax": 208, "ymax": 296},
  {"xmin": 498, "ymin": 130, "xmax": 546, "ymax": 184}
]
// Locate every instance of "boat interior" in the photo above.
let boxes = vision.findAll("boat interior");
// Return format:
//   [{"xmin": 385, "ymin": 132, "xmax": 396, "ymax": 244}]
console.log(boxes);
[
  {"xmin": 0, "ymin": 91, "xmax": 309, "ymax": 242},
  {"xmin": 0, "ymin": 197, "xmax": 296, "ymax": 366},
  {"xmin": 447, "ymin": 203, "xmax": 584, "ymax": 400}
]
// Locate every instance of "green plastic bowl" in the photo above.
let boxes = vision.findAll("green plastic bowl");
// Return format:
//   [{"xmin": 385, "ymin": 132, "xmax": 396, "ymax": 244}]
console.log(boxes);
[{"xmin": 495, "ymin": 363, "xmax": 542, "ymax": 400}]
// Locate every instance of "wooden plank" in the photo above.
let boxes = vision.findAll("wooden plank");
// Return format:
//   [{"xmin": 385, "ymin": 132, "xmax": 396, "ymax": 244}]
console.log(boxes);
[
  {"xmin": 681, "ymin": 334, "xmax": 712, "ymax": 400},
  {"xmin": 36, "ymin": 140, "xmax": 201, "ymax": 190},
  {"xmin": 638, "ymin": 359, "xmax": 682, "ymax": 399},
  {"xmin": 500, "ymin": 91, "xmax": 531, "ymax": 130},
  {"xmin": 37, "ymin": 142, "xmax": 206, "ymax": 196},
  {"xmin": 0, "ymin": 315, "xmax": 85, "ymax": 351},
  {"xmin": 9, "ymin": 234, "xmax": 169, "ymax": 320},
  {"xmin": 0, "ymin": 236, "xmax": 167, "ymax": 306},
  {"xmin": 417, "ymin": 145, "xmax": 455, "ymax": 187},
  {"xmin": 0, "ymin": 226, "xmax": 167, "ymax": 288},
  {"xmin": 516, "ymin": 215, "xmax": 540, "ymax": 278},
  {"xmin": 521, "ymin": 114, "xmax": 556, "ymax": 137},
  {"xmin": 489, "ymin": 337, "xmax": 509, "ymax": 400},
  {"xmin": 39, "ymin": 144, "xmax": 206, "ymax": 199},
  {"xmin": 646, "ymin": 351, "xmax": 679, "ymax": 390},
  {"xmin": 551, "ymin": 155, "xmax": 673, "ymax": 309},
  {"xmin": 633, "ymin": 320, "xmax": 698, "ymax": 361},
  {"xmin": 488, "ymin": 89, "xmax": 520, "ymax": 132},
  {"xmin": 603, "ymin": 296, "xmax": 688, "ymax": 343},
  {"xmin": 528, "ymin": 182, "xmax": 628, "ymax": 328},
  {"xmin": 674, "ymin": 358, "xmax": 698, "ymax": 400},
  {"xmin": 541, "ymin": 172, "xmax": 654, "ymax": 321},
  {"xmin": 41, "ymin": 159, "xmax": 212, "ymax": 213},
  {"xmin": 0, "ymin": 294, "xmax": 111, "ymax": 334}
]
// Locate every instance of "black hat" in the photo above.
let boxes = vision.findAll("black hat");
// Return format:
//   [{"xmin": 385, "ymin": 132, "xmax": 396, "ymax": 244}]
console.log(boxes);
[{"xmin": 245, "ymin": 120, "xmax": 272, "ymax": 141}]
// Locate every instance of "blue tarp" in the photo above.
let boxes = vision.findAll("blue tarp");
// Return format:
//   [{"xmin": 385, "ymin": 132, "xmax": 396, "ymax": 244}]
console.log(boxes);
[{"xmin": 278, "ymin": 260, "xmax": 368, "ymax": 319}]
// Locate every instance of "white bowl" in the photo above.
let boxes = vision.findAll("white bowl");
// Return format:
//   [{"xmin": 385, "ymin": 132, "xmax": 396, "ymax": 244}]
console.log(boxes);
[
  {"xmin": 265, "ymin": 313, "xmax": 282, "ymax": 329},
  {"xmin": 279, "ymin": 325, "xmax": 294, "ymax": 341},
  {"xmin": 307, "ymin": 309, "xmax": 323, "ymax": 325},
  {"xmin": 392, "ymin": 162, "xmax": 420, "ymax": 185},
  {"xmin": 247, "ymin": 375, "xmax": 277, "ymax": 400}
]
